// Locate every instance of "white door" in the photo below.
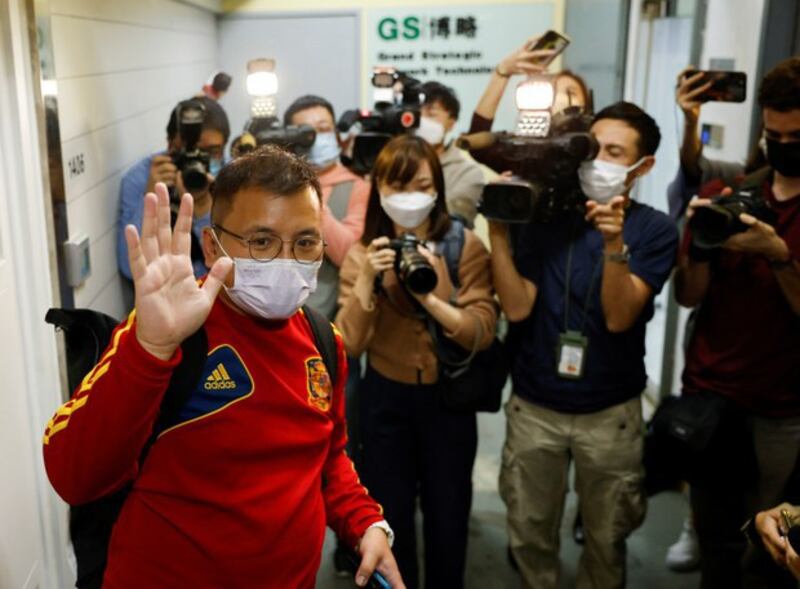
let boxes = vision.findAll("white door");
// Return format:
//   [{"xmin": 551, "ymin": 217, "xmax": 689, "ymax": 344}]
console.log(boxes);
[{"xmin": 0, "ymin": 180, "xmax": 47, "ymax": 589}]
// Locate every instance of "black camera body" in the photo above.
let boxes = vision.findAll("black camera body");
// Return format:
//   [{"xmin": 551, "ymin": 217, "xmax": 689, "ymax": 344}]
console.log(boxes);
[
  {"xmin": 338, "ymin": 70, "xmax": 422, "ymax": 174},
  {"xmin": 170, "ymin": 99, "xmax": 212, "ymax": 194},
  {"xmin": 171, "ymin": 149, "xmax": 211, "ymax": 193},
  {"xmin": 245, "ymin": 116, "xmax": 316, "ymax": 156},
  {"xmin": 465, "ymin": 108, "xmax": 599, "ymax": 224},
  {"xmin": 690, "ymin": 188, "xmax": 776, "ymax": 249},
  {"xmin": 387, "ymin": 233, "xmax": 437, "ymax": 295}
]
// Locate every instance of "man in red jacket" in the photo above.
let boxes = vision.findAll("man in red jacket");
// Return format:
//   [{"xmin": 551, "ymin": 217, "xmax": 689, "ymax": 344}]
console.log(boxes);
[{"xmin": 43, "ymin": 146, "xmax": 404, "ymax": 588}]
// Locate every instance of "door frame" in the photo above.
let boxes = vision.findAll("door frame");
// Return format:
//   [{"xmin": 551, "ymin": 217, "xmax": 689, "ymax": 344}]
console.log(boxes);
[{"xmin": 1, "ymin": 0, "xmax": 72, "ymax": 586}]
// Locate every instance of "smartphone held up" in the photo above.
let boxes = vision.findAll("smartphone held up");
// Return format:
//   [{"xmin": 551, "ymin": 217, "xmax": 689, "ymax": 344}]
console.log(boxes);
[
  {"xmin": 684, "ymin": 69, "xmax": 747, "ymax": 103},
  {"xmin": 526, "ymin": 30, "xmax": 570, "ymax": 67}
]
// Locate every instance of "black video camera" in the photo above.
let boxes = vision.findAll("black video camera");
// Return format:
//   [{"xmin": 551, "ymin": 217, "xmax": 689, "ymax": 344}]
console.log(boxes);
[
  {"xmin": 387, "ymin": 233, "xmax": 437, "ymax": 295},
  {"xmin": 244, "ymin": 116, "xmax": 316, "ymax": 157},
  {"xmin": 338, "ymin": 67, "xmax": 422, "ymax": 174},
  {"xmin": 689, "ymin": 188, "xmax": 776, "ymax": 249},
  {"xmin": 461, "ymin": 106, "xmax": 599, "ymax": 224},
  {"xmin": 170, "ymin": 99, "xmax": 211, "ymax": 194}
]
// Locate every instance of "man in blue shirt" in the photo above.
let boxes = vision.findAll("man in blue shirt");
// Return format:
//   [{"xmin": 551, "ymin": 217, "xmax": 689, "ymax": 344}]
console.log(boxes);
[
  {"xmin": 117, "ymin": 97, "xmax": 229, "ymax": 294},
  {"xmin": 489, "ymin": 102, "xmax": 679, "ymax": 588}
]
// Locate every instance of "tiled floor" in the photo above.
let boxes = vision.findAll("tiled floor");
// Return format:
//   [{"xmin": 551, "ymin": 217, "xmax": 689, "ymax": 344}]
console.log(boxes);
[{"xmin": 316, "ymin": 390, "xmax": 701, "ymax": 588}]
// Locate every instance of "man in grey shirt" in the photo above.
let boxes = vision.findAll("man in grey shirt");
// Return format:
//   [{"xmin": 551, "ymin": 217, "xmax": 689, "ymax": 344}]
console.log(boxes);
[{"xmin": 417, "ymin": 81, "xmax": 486, "ymax": 227}]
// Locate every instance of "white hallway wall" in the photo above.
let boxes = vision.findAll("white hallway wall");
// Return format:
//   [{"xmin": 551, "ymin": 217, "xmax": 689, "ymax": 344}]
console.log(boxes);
[{"xmin": 53, "ymin": 0, "xmax": 220, "ymax": 320}]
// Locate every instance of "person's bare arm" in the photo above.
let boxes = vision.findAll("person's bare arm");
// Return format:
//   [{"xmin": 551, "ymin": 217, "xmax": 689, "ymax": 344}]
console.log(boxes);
[
  {"xmin": 488, "ymin": 221, "xmax": 537, "ymax": 322},
  {"xmin": 475, "ymin": 38, "xmax": 551, "ymax": 121},
  {"xmin": 724, "ymin": 214, "xmax": 800, "ymax": 315},
  {"xmin": 676, "ymin": 68, "xmax": 712, "ymax": 179},
  {"xmin": 674, "ymin": 196, "xmax": 716, "ymax": 307},
  {"xmin": 586, "ymin": 197, "xmax": 653, "ymax": 332}
]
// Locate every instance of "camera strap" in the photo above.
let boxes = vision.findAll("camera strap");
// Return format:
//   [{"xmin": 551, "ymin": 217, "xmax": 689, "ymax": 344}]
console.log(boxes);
[
  {"xmin": 558, "ymin": 219, "xmax": 602, "ymax": 380},
  {"xmin": 563, "ymin": 221, "xmax": 603, "ymax": 335}
]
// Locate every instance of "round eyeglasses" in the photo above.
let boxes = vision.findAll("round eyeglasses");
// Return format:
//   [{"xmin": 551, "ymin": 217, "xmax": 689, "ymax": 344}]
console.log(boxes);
[{"xmin": 213, "ymin": 224, "xmax": 326, "ymax": 264}]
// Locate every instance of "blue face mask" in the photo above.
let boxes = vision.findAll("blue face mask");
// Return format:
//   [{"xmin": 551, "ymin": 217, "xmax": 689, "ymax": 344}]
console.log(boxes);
[
  {"xmin": 308, "ymin": 132, "xmax": 341, "ymax": 169},
  {"xmin": 209, "ymin": 158, "xmax": 223, "ymax": 177}
]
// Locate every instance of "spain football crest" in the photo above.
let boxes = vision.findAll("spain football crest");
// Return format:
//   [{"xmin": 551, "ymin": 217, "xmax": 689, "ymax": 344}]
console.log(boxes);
[{"xmin": 306, "ymin": 356, "xmax": 332, "ymax": 412}]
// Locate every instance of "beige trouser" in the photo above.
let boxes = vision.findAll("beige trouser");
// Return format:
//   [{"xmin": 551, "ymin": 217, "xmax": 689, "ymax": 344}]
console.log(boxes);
[{"xmin": 499, "ymin": 394, "xmax": 647, "ymax": 589}]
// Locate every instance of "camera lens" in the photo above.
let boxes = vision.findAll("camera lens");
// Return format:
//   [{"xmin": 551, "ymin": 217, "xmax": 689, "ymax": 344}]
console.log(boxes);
[
  {"xmin": 393, "ymin": 240, "xmax": 438, "ymax": 294},
  {"xmin": 182, "ymin": 160, "xmax": 209, "ymax": 192},
  {"xmin": 401, "ymin": 258, "xmax": 438, "ymax": 294},
  {"xmin": 690, "ymin": 205, "xmax": 738, "ymax": 249}
]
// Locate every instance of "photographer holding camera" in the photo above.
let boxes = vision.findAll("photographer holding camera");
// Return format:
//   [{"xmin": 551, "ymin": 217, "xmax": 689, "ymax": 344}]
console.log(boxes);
[
  {"xmin": 117, "ymin": 97, "xmax": 230, "ymax": 293},
  {"xmin": 490, "ymin": 101, "xmax": 678, "ymax": 588},
  {"xmin": 284, "ymin": 95, "xmax": 371, "ymax": 319},
  {"xmin": 415, "ymin": 81, "xmax": 485, "ymax": 228},
  {"xmin": 336, "ymin": 135, "xmax": 497, "ymax": 589},
  {"xmin": 674, "ymin": 57, "xmax": 800, "ymax": 589}
]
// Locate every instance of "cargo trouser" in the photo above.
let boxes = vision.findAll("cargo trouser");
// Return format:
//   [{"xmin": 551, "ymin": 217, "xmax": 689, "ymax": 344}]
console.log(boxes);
[{"xmin": 499, "ymin": 394, "xmax": 646, "ymax": 589}]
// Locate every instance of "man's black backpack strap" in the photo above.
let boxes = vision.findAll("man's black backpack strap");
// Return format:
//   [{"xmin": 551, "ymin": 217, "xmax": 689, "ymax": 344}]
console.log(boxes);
[
  {"xmin": 152, "ymin": 327, "xmax": 209, "ymax": 434},
  {"xmin": 302, "ymin": 305, "xmax": 339, "ymax": 388}
]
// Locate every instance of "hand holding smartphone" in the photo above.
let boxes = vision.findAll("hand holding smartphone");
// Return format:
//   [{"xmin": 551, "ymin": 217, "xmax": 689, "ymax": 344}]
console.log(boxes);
[
  {"xmin": 682, "ymin": 69, "xmax": 747, "ymax": 103},
  {"xmin": 526, "ymin": 30, "xmax": 571, "ymax": 67}
]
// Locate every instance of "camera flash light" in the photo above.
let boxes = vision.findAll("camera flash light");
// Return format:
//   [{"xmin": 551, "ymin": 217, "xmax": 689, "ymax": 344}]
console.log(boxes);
[
  {"xmin": 246, "ymin": 59, "xmax": 278, "ymax": 97},
  {"xmin": 515, "ymin": 77, "xmax": 555, "ymax": 111},
  {"xmin": 515, "ymin": 76, "xmax": 555, "ymax": 138}
]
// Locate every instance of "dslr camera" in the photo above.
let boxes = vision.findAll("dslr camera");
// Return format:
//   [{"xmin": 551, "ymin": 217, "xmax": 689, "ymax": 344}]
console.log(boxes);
[
  {"xmin": 170, "ymin": 99, "xmax": 212, "ymax": 194},
  {"xmin": 386, "ymin": 233, "xmax": 437, "ymax": 295},
  {"xmin": 459, "ymin": 76, "xmax": 598, "ymax": 224},
  {"xmin": 689, "ymin": 188, "xmax": 776, "ymax": 249},
  {"xmin": 337, "ymin": 67, "xmax": 423, "ymax": 174}
]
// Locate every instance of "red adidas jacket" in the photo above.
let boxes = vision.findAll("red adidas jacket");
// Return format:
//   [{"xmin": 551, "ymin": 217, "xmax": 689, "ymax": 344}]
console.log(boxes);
[{"xmin": 43, "ymin": 299, "xmax": 383, "ymax": 588}]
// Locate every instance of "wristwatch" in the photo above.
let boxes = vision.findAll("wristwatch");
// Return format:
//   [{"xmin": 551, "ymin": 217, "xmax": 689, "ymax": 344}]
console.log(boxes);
[
  {"xmin": 366, "ymin": 520, "xmax": 395, "ymax": 548},
  {"xmin": 605, "ymin": 243, "xmax": 630, "ymax": 264}
]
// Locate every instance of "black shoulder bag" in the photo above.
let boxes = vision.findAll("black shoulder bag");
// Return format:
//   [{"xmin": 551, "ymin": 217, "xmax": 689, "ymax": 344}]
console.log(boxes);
[{"xmin": 426, "ymin": 218, "xmax": 509, "ymax": 413}]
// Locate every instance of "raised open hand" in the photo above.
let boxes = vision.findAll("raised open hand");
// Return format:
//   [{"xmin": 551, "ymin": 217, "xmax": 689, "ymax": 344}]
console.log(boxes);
[{"xmin": 125, "ymin": 182, "xmax": 232, "ymax": 360}]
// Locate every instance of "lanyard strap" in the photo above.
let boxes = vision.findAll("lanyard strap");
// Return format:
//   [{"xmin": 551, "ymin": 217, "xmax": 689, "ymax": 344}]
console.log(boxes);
[{"xmin": 563, "ymin": 220, "xmax": 603, "ymax": 334}]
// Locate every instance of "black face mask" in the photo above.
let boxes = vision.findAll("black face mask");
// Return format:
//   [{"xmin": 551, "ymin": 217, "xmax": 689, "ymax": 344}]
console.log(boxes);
[{"xmin": 766, "ymin": 139, "xmax": 800, "ymax": 177}]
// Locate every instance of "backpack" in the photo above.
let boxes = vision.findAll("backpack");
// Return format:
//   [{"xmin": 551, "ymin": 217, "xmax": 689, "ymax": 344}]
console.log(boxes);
[{"xmin": 45, "ymin": 305, "xmax": 338, "ymax": 589}]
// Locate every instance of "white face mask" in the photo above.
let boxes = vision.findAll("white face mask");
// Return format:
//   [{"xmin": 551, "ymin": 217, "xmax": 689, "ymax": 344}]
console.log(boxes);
[
  {"xmin": 416, "ymin": 116, "xmax": 447, "ymax": 146},
  {"xmin": 213, "ymin": 233, "xmax": 321, "ymax": 320},
  {"xmin": 308, "ymin": 132, "xmax": 341, "ymax": 169},
  {"xmin": 578, "ymin": 157, "xmax": 646, "ymax": 203},
  {"xmin": 380, "ymin": 191, "xmax": 437, "ymax": 229}
]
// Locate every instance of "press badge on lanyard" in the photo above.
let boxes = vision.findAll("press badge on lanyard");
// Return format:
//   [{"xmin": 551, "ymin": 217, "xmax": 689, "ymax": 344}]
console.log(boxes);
[
  {"xmin": 557, "ymin": 331, "xmax": 588, "ymax": 379},
  {"xmin": 556, "ymin": 232, "xmax": 602, "ymax": 380}
]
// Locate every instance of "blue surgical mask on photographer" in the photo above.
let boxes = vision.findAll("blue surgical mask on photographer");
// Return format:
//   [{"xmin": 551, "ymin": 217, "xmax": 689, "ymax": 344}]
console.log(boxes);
[
  {"xmin": 308, "ymin": 132, "xmax": 341, "ymax": 169},
  {"xmin": 380, "ymin": 191, "xmax": 437, "ymax": 229},
  {"xmin": 209, "ymin": 158, "xmax": 223, "ymax": 177},
  {"xmin": 578, "ymin": 157, "xmax": 646, "ymax": 203},
  {"xmin": 212, "ymin": 232, "xmax": 321, "ymax": 320},
  {"xmin": 416, "ymin": 116, "xmax": 447, "ymax": 146}
]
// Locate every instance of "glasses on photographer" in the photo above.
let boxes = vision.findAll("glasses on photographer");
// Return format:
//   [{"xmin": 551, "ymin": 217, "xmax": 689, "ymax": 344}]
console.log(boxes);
[{"xmin": 212, "ymin": 224, "xmax": 326, "ymax": 264}]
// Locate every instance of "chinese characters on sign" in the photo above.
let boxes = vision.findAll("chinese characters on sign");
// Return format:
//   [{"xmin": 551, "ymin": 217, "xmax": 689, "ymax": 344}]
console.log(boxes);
[{"xmin": 368, "ymin": 4, "xmax": 555, "ymax": 133}]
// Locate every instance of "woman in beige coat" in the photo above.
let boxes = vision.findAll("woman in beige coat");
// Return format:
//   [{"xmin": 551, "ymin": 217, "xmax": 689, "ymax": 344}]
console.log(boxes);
[{"xmin": 336, "ymin": 135, "xmax": 497, "ymax": 589}]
